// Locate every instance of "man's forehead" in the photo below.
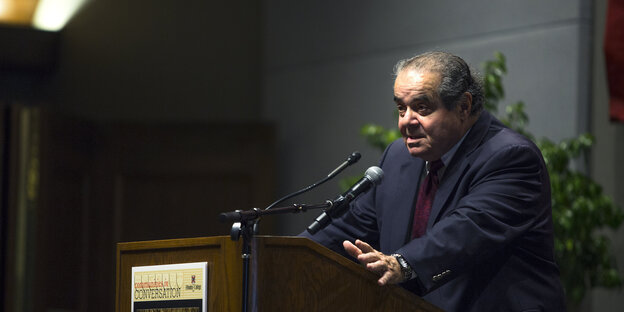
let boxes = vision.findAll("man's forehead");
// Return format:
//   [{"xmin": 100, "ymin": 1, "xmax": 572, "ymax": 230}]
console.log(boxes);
[
  {"xmin": 394, "ymin": 70, "xmax": 440, "ymax": 101},
  {"xmin": 399, "ymin": 69, "xmax": 427, "ymax": 82}
]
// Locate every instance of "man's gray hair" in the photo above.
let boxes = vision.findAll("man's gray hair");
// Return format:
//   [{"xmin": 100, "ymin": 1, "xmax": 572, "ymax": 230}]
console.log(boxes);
[{"xmin": 393, "ymin": 51, "xmax": 484, "ymax": 115}]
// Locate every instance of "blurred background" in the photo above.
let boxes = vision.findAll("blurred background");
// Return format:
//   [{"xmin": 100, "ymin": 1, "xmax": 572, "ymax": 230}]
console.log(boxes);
[{"xmin": 1, "ymin": 0, "xmax": 622, "ymax": 311}]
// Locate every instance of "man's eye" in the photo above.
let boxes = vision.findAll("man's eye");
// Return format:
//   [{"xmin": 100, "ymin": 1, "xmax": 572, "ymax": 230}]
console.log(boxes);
[
  {"xmin": 397, "ymin": 106, "xmax": 406, "ymax": 116},
  {"xmin": 417, "ymin": 105, "xmax": 431, "ymax": 115}
]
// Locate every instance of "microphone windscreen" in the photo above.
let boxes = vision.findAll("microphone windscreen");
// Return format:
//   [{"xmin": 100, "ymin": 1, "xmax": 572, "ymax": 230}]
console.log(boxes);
[
  {"xmin": 348, "ymin": 151, "xmax": 361, "ymax": 164},
  {"xmin": 364, "ymin": 166, "xmax": 384, "ymax": 184}
]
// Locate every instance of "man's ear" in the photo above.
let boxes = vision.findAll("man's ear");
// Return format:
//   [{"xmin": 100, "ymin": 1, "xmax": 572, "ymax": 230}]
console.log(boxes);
[{"xmin": 460, "ymin": 92, "xmax": 472, "ymax": 119}]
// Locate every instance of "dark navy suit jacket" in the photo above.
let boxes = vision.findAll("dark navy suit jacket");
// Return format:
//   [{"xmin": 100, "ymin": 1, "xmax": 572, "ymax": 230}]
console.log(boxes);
[{"xmin": 302, "ymin": 111, "xmax": 566, "ymax": 311}]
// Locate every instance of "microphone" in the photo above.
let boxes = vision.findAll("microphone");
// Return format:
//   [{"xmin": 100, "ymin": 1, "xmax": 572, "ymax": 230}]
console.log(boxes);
[
  {"xmin": 306, "ymin": 166, "xmax": 384, "ymax": 234},
  {"xmin": 263, "ymin": 151, "xmax": 361, "ymax": 211},
  {"xmin": 326, "ymin": 151, "xmax": 361, "ymax": 178}
]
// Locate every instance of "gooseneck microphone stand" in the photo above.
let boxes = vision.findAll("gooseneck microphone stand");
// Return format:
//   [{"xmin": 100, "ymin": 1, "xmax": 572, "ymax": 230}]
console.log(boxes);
[
  {"xmin": 218, "ymin": 152, "xmax": 361, "ymax": 312},
  {"xmin": 219, "ymin": 200, "xmax": 332, "ymax": 312},
  {"xmin": 219, "ymin": 202, "xmax": 331, "ymax": 312}
]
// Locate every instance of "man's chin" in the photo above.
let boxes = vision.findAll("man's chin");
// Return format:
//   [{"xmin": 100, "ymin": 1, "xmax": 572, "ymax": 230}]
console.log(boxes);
[
  {"xmin": 405, "ymin": 145, "xmax": 434, "ymax": 160},
  {"xmin": 406, "ymin": 147, "xmax": 426, "ymax": 158}
]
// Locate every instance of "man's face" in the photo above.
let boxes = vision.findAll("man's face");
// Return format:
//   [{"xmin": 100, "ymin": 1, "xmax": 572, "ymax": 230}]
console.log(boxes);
[{"xmin": 394, "ymin": 69, "xmax": 466, "ymax": 161}]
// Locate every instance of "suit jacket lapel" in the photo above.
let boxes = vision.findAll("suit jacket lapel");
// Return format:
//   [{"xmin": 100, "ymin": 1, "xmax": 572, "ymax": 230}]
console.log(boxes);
[
  {"xmin": 427, "ymin": 111, "xmax": 493, "ymax": 228},
  {"xmin": 384, "ymin": 153, "xmax": 425, "ymax": 250}
]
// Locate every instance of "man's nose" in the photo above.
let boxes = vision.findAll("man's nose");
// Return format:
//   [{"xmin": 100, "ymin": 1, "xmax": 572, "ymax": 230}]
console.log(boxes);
[{"xmin": 403, "ymin": 107, "xmax": 420, "ymax": 125}]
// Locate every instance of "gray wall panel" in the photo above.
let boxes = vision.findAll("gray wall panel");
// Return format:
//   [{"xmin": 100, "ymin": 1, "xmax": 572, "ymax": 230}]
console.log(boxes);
[
  {"xmin": 590, "ymin": 0, "xmax": 624, "ymax": 311},
  {"xmin": 265, "ymin": 0, "xmax": 586, "ymax": 69}
]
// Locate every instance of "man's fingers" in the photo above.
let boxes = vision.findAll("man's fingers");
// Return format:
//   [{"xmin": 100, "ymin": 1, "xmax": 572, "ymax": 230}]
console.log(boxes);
[
  {"xmin": 366, "ymin": 260, "xmax": 388, "ymax": 273},
  {"xmin": 378, "ymin": 271, "xmax": 392, "ymax": 286},
  {"xmin": 344, "ymin": 240, "xmax": 404, "ymax": 286},
  {"xmin": 378, "ymin": 269, "xmax": 401, "ymax": 286},
  {"xmin": 355, "ymin": 239, "xmax": 375, "ymax": 253},
  {"xmin": 343, "ymin": 240, "xmax": 362, "ymax": 259},
  {"xmin": 358, "ymin": 251, "xmax": 381, "ymax": 263}
]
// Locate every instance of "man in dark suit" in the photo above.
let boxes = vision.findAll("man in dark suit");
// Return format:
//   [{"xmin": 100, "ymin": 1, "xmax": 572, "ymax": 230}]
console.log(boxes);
[{"xmin": 302, "ymin": 52, "xmax": 566, "ymax": 311}]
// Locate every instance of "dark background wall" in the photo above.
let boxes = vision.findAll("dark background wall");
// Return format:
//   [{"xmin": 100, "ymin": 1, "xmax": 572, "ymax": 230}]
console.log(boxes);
[
  {"xmin": 2, "ymin": 1, "xmax": 273, "ymax": 311},
  {"xmin": 52, "ymin": 0, "xmax": 262, "ymax": 122}
]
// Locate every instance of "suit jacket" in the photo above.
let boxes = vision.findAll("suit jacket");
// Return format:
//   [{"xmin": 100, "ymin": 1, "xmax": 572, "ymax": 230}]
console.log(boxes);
[{"xmin": 302, "ymin": 111, "xmax": 566, "ymax": 311}]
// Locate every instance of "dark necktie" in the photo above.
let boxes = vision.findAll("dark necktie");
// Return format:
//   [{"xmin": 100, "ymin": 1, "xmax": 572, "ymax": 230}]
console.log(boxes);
[{"xmin": 411, "ymin": 159, "xmax": 444, "ymax": 239}]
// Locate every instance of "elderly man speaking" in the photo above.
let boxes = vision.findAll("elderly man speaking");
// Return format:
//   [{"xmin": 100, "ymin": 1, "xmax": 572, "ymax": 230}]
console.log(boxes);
[{"xmin": 302, "ymin": 51, "xmax": 566, "ymax": 311}]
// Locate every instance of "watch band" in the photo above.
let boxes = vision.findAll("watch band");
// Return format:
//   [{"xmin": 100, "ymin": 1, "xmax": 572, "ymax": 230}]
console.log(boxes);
[{"xmin": 392, "ymin": 253, "xmax": 416, "ymax": 281}]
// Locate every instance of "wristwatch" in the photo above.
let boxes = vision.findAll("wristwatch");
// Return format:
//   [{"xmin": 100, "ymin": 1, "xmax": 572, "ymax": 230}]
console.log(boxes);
[{"xmin": 392, "ymin": 253, "xmax": 416, "ymax": 281}]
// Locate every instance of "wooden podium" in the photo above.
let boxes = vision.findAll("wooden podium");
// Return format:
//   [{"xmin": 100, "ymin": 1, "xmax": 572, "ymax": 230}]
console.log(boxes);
[{"xmin": 116, "ymin": 236, "xmax": 442, "ymax": 311}]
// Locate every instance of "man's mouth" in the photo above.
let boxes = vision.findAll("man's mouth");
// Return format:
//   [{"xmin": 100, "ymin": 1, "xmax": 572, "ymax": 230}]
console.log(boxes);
[
  {"xmin": 405, "ymin": 135, "xmax": 424, "ymax": 146},
  {"xmin": 406, "ymin": 135, "xmax": 424, "ymax": 140}
]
